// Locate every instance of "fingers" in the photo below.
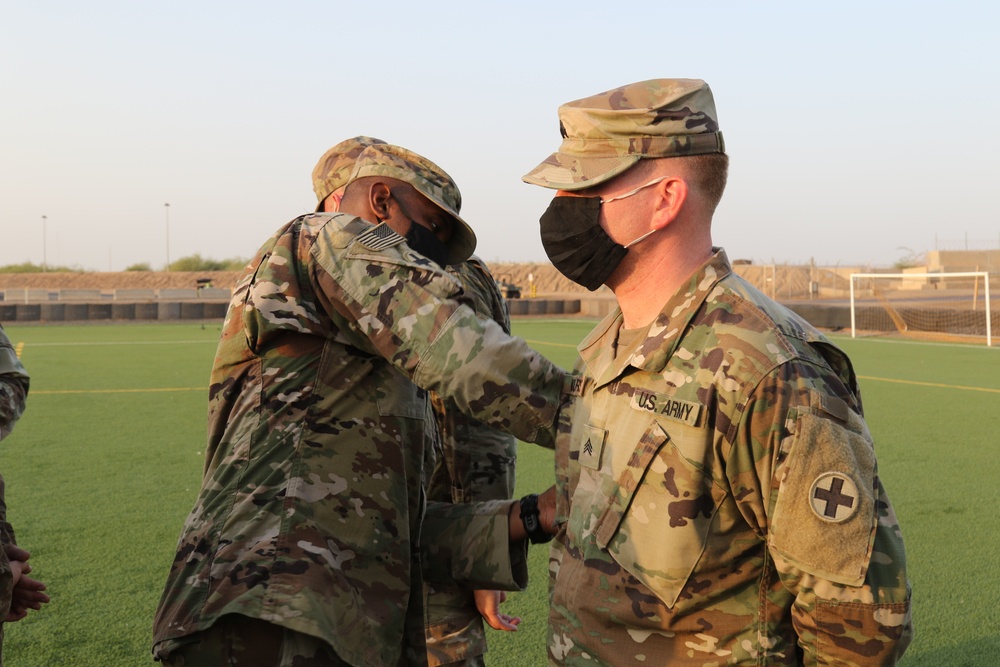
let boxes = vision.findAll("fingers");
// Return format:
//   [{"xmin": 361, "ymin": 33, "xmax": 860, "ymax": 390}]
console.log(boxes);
[
  {"xmin": 3, "ymin": 544, "xmax": 31, "ymax": 562},
  {"xmin": 12, "ymin": 575, "xmax": 50, "ymax": 610},
  {"xmin": 473, "ymin": 589, "xmax": 522, "ymax": 632},
  {"xmin": 486, "ymin": 612, "xmax": 522, "ymax": 632},
  {"xmin": 14, "ymin": 574, "xmax": 46, "ymax": 593}
]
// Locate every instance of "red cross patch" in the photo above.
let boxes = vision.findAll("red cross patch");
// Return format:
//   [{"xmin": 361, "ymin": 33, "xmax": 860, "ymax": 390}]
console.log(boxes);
[{"xmin": 809, "ymin": 472, "xmax": 859, "ymax": 523}]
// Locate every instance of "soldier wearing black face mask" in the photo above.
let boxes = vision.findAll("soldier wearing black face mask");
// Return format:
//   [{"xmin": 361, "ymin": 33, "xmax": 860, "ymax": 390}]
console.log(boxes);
[
  {"xmin": 538, "ymin": 176, "xmax": 666, "ymax": 291},
  {"xmin": 521, "ymin": 78, "xmax": 913, "ymax": 666},
  {"xmin": 306, "ymin": 138, "xmax": 527, "ymax": 667}
]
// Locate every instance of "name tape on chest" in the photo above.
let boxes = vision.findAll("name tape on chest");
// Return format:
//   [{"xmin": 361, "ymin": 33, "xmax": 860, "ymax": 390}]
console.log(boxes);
[
  {"xmin": 563, "ymin": 374, "xmax": 585, "ymax": 397},
  {"xmin": 630, "ymin": 389, "xmax": 701, "ymax": 426}
]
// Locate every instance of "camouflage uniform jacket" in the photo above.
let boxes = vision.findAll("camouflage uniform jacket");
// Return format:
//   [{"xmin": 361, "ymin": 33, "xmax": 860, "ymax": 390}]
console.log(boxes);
[
  {"xmin": 425, "ymin": 256, "xmax": 518, "ymax": 666},
  {"xmin": 0, "ymin": 325, "xmax": 29, "ymax": 619},
  {"xmin": 152, "ymin": 213, "xmax": 562, "ymax": 667},
  {"xmin": 549, "ymin": 249, "xmax": 912, "ymax": 666}
]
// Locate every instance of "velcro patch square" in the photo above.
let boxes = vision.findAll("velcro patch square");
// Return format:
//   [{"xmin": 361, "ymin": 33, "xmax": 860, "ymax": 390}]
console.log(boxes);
[{"xmin": 579, "ymin": 425, "xmax": 607, "ymax": 470}]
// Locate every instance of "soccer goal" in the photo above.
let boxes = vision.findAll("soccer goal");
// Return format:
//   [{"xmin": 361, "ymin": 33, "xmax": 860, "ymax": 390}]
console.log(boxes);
[{"xmin": 849, "ymin": 272, "xmax": 993, "ymax": 346}]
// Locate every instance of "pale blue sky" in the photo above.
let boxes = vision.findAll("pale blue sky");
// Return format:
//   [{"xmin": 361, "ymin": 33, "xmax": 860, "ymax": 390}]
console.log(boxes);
[{"xmin": 2, "ymin": 1, "xmax": 998, "ymax": 271}]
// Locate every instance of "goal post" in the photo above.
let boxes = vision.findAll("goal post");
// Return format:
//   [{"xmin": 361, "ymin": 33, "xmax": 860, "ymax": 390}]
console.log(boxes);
[{"xmin": 849, "ymin": 272, "xmax": 992, "ymax": 346}]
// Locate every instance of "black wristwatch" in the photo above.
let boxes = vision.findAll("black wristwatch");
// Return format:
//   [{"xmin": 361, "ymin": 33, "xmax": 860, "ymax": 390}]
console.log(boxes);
[{"xmin": 519, "ymin": 493, "xmax": 553, "ymax": 544}]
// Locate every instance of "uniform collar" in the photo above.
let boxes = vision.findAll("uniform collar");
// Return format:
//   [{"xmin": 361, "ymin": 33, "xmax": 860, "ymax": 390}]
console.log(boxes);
[{"xmin": 578, "ymin": 248, "xmax": 732, "ymax": 388}]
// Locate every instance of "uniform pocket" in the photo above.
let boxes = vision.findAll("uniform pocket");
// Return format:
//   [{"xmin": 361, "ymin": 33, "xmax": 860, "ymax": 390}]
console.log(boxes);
[
  {"xmin": 375, "ymin": 367, "xmax": 430, "ymax": 420},
  {"xmin": 814, "ymin": 594, "xmax": 912, "ymax": 664},
  {"xmin": 587, "ymin": 422, "xmax": 725, "ymax": 608}
]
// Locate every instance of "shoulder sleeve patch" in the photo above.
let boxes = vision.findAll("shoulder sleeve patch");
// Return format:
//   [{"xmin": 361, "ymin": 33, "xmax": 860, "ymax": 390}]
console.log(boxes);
[
  {"xmin": 354, "ymin": 223, "xmax": 405, "ymax": 253},
  {"xmin": 768, "ymin": 400, "xmax": 877, "ymax": 586}
]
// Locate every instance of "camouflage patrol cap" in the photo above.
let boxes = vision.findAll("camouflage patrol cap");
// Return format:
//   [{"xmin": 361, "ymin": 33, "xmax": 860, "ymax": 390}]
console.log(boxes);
[
  {"xmin": 522, "ymin": 78, "xmax": 725, "ymax": 191},
  {"xmin": 312, "ymin": 136, "xmax": 388, "ymax": 211},
  {"xmin": 345, "ymin": 143, "xmax": 477, "ymax": 265}
]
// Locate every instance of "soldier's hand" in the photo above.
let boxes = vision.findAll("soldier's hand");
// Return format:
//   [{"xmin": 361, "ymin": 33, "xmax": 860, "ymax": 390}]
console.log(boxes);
[
  {"xmin": 3, "ymin": 544, "xmax": 31, "ymax": 563},
  {"xmin": 6, "ymin": 573, "xmax": 49, "ymax": 622},
  {"xmin": 474, "ymin": 589, "xmax": 521, "ymax": 632}
]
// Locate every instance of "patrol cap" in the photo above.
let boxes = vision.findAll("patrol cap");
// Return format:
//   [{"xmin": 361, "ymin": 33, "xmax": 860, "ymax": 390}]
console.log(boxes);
[
  {"xmin": 345, "ymin": 143, "xmax": 477, "ymax": 265},
  {"xmin": 312, "ymin": 136, "xmax": 388, "ymax": 211},
  {"xmin": 522, "ymin": 78, "xmax": 725, "ymax": 191}
]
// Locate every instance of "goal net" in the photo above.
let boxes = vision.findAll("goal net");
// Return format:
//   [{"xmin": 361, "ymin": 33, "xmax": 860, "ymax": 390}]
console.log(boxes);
[{"xmin": 849, "ymin": 272, "xmax": 993, "ymax": 346}]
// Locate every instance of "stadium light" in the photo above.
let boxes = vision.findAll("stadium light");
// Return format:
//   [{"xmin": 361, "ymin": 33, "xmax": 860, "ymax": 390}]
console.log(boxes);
[
  {"xmin": 164, "ymin": 203, "xmax": 170, "ymax": 271},
  {"xmin": 41, "ymin": 214, "xmax": 47, "ymax": 271}
]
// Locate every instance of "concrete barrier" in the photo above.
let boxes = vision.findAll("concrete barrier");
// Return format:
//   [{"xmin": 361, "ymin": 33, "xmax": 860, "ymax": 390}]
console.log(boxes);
[
  {"xmin": 88, "ymin": 303, "xmax": 113, "ymax": 320},
  {"xmin": 0, "ymin": 296, "xmax": 889, "ymax": 334},
  {"xmin": 0, "ymin": 289, "xmax": 55, "ymax": 303},
  {"xmin": 198, "ymin": 288, "xmax": 231, "ymax": 300},
  {"xmin": 16, "ymin": 304, "xmax": 41, "ymax": 322},
  {"xmin": 112, "ymin": 303, "xmax": 136, "ymax": 320},
  {"xmin": 65, "ymin": 304, "xmax": 90, "ymax": 320},
  {"xmin": 180, "ymin": 303, "xmax": 205, "ymax": 319},
  {"xmin": 135, "ymin": 303, "xmax": 160, "ymax": 320},
  {"xmin": 158, "ymin": 303, "xmax": 182, "ymax": 320},
  {"xmin": 40, "ymin": 303, "xmax": 66, "ymax": 322},
  {"xmin": 784, "ymin": 304, "xmax": 851, "ymax": 330},
  {"xmin": 61, "ymin": 289, "xmax": 105, "ymax": 301},
  {"xmin": 114, "ymin": 289, "xmax": 157, "ymax": 301},
  {"xmin": 158, "ymin": 289, "xmax": 199, "ymax": 300},
  {"xmin": 579, "ymin": 298, "xmax": 617, "ymax": 319},
  {"xmin": 507, "ymin": 300, "xmax": 529, "ymax": 316},
  {"xmin": 204, "ymin": 303, "xmax": 229, "ymax": 319}
]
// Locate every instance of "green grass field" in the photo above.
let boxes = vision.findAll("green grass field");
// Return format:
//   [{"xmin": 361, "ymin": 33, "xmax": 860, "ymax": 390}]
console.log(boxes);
[{"xmin": 1, "ymin": 321, "xmax": 998, "ymax": 665}]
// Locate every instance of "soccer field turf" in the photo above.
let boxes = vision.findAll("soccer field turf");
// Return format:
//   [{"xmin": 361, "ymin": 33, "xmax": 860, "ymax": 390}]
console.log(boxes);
[{"xmin": 1, "ymin": 321, "xmax": 998, "ymax": 665}]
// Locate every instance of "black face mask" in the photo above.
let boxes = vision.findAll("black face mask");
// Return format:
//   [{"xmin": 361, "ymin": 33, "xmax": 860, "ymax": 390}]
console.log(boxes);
[
  {"xmin": 539, "ymin": 196, "xmax": 628, "ymax": 291},
  {"xmin": 404, "ymin": 221, "xmax": 450, "ymax": 268},
  {"xmin": 389, "ymin": 190, "xmax": 451, "ymax": 267}
]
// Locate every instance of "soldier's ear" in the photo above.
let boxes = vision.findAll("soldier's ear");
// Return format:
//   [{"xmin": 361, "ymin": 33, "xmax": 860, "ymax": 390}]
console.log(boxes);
[
  {"xmin": 369, "ymin": 182, "xmax": 393, "ymax": 223},
  {"xmin": 650, "ymin": 176, "xmax": 688, "ymax": 230}
]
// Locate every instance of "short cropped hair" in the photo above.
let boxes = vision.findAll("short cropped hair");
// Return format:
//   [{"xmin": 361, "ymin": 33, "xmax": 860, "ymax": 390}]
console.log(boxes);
[{"xmin": 632, "ymin": 153, "xmax": 729, "ymax": 213}]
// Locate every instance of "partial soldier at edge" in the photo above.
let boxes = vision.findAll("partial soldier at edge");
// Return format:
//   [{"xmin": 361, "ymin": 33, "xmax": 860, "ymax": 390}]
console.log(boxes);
[{"xmin": 0, "ymin": 325, "xmax": 50, "ymax": 666}]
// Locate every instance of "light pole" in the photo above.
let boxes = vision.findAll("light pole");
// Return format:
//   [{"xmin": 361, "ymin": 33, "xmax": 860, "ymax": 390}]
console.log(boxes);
[
  {"xmin": 164, "ymin": 203, "xmax": 170, "ymax": 271},
  {"xmin": 41, "ymin": 215, "xmax": 47, "ymax": 271}
]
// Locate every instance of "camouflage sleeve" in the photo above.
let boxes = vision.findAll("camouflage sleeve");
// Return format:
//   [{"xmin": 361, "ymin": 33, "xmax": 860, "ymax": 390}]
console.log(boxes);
[
  {"xmin": 420, "ymin": 499, "xmax": 528, "ymax": 590},
  {"xmin": 732, "ymin": 362, "xmax": 913, "ymax": 664},
  {"xmin": 311, "ymin": 234, "xmax": 561, "ymax": 448},
  {"xmin": 429, "ymin": 258, "xmax": 518, "ymax": 504},
  {"xmin": 0, "ymin": 327, "xmax": 29, "ymax": 442},
  {"xmin": 0, "ymin": 476, "xmax": 12, "ymax": 546}
]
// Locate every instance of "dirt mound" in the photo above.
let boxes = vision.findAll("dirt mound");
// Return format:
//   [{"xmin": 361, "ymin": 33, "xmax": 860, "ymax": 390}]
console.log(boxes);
[
  {"xmin": 0, "ymin": 271, "xmax": 241, "ymax": 291},
  {"xmin": 482, "ymin": 262, "xmax": 599, "ymax": 297},
  {"xmin": 0, "ymin": 264, "xmax": 591, "ymax": 296}
]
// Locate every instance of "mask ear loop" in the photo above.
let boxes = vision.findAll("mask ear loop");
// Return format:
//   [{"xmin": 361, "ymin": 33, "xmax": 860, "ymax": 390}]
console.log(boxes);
[
  {"xmin": 600, "ymin": 176, "xmax": 667, "ymax": 204},
  {"xmin": 623, "ymin": 227, "xmax": 659, "ymax": 249},
  {"xmin": 603, "ymin": 176, "xmax": 668, "ymax": 249}
]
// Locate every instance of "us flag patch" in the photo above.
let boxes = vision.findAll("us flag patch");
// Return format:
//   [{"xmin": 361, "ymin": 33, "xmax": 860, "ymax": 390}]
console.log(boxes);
[{"xmin": 355, "ymin": 223, "xmax": 404, "ymax": 252}]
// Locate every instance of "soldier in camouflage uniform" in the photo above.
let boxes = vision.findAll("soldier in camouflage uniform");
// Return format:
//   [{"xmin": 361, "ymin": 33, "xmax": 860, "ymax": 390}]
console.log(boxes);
[
  {"xmin": 521, "ymin": 79, "xmax": 913, "ymax": 665},
  {"xmin": 0, "ymin": 325, "xmax": 49, "ymax": 665},
  {"xmin": 152, "ymin": 142, "xmax": 563, "ymax": 666},
  {"xmin": 312, "ymin": 138, "xmax": 522, "ymax": 666}
]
